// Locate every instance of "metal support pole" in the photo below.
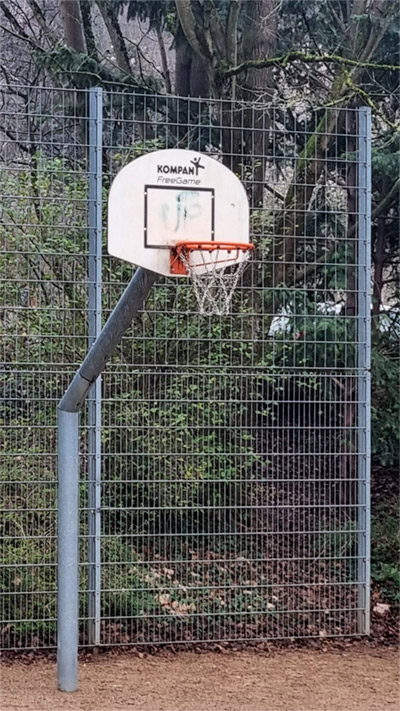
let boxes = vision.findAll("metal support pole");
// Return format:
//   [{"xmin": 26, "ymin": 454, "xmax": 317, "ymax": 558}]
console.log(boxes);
[
  {"xmin": 57, "ymin": 409, "xmax": 79, "ymax": 691},
  {"xmin": 357, "ymin": 106, "xmax": 371, "ymax": 635},
  {"xmin": 59, "ymin": 268, "xmax": 158, "ymax": 413},
  {"xmin": 88, "ymin": 87, "xmax": 102, "ymax": 647},
  {"xmin": 57, "ymin": 265, "xmax": 157, "ymax": 692}
]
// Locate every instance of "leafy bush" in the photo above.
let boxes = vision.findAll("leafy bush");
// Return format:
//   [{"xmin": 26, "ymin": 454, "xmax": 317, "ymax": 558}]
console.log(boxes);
[
  {"xmin": 371, "ymin": 324, "xmax": 400, "ymax": 469},
  {"xmin": 371, "ymin": 496, "xmax": 400, "ymax": 605}
]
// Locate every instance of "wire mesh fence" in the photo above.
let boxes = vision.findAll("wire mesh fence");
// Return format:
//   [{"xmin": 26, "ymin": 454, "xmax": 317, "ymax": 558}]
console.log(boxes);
[{"xmin": 0, "ymin": 85, "xmax": 370, "ymax": 649}]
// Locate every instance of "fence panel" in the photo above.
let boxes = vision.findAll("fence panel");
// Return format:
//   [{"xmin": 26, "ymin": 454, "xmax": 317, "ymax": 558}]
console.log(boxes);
[
  {"xmin": 0, "ymin": 86, "xmax": 93, "ymax": 648},
  {"xmin": 0, "ymin": 86, "xmax": 370, "ymax": 648}
]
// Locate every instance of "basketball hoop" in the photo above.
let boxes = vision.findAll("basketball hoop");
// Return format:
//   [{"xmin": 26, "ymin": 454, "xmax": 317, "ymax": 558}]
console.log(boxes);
[
  {"xmin": 170, "ymin": 241, "xmax": 254, "ymax": 316},
  {"xmin": 108, "ymin": 149, "xmax": 252, "ymax": 312}
]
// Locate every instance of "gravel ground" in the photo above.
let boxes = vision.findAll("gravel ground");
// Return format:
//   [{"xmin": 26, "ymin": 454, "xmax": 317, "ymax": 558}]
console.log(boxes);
[{"xmin": 1, "ymin": 646, "xmax": 399, "ymax": 711}]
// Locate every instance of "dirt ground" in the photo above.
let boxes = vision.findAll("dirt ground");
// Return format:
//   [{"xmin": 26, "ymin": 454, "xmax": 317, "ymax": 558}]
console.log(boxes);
[{"xmin": 1, "ymin": 647, "xmax": 399, "ymax": 711}]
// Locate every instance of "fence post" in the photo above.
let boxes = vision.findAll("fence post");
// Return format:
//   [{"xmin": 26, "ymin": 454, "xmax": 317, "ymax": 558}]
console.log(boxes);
[
  {"xmin": 88, "ymin": 87, "xmax": 103, "ymax": 647},
  {"xmin": 357, "ymin": 106, "xmax": 371, "ymax": 635}
]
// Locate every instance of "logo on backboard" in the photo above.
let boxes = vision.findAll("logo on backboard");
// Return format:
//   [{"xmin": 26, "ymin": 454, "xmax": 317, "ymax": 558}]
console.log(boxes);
[
  {"xmin": 190, "ymin": 157, "xmax": 205, "ymax": 175},
  {"xmin": 157, "ymin": 157, "xmax": 205, "ymax": 176}
]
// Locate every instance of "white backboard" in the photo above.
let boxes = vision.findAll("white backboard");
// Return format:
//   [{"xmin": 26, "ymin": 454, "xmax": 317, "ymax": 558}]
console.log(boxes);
[{"xmin": 108, "ymin": 149, "xmax": 249, "ymax": 277}]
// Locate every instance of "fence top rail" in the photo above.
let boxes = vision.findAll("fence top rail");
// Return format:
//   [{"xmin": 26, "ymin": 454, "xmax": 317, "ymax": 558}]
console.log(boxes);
[{"xmin": 0, "ymin": 83, "xmax": 367, "ymax": 114}]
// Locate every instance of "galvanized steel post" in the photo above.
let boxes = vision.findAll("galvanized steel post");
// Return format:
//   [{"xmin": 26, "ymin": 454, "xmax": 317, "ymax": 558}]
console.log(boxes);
[
  {"xmin": 57, "ymin": 266, "xmax": 157, "ymax": 691},
  {"xmin": 357, "ymin": 106, "xmax": 371, "ymax": 635},
  {"xmin": 88, "ymin": 87, "xmax": 103, "ymax": 647},
  {"xmin": 57, "ymin": 409, "xmax": 79, "ymax": 691}
]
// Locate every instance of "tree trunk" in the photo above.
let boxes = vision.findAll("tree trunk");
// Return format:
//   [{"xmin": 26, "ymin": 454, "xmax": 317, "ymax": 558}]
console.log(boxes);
[
  {"xmin": 80, "ymin": 0, "xmax": 98, "ymax": 60},
  {"xmin": 156, "ymin": 26, "xmax": 172, "ymax": 94},
  {"xmin": 241, "ymin": 0, "xmax": 278, "ymax": 207},
  {"xmin": 175, "ymin": 21, "xmax": 210, "ymax": 98},
  {"xmin": 175, "ymin": 0, "xmax": 219, "ymax": 96},
  {"xmin": 372, "ymin": 217, "xmax": 386, "ymax": 324},
  {"xmin": 241, "ymin": 0, "xmax": 277, "ymax": 101},
  {"xmin": 173, "ymin": 21, "xmax": 210, "ymax": 148},
  {"xmin": 96, "ymin": 0, "xmax": 130, "ymax": 74},
  {"xmin": 59, "ymin": 0, "xmax": 86, "ymax": 53},
  {"xmin": 175, "ymin": 23, "xmax": 192, "ymax": 96},
  {"xmin": 190, "ymin": 53, "xmax": 210, "ymax": 97}
]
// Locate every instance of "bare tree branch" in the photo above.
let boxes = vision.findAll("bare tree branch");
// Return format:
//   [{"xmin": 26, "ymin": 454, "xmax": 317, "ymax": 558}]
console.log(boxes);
[
  {"xmin": 371, "ymin": 179, "xmax": 400, "ymax": 222},
  {"xmin": 223, "ymin": 51, "xmax": 400, "ymax": 78},
  {"xmin": 26, "ymin": 0, "xmax": 58, "ymax": 46},
  {"xmin": 0, "ymin": 1, "xmax": 41, "ymax": 49}
]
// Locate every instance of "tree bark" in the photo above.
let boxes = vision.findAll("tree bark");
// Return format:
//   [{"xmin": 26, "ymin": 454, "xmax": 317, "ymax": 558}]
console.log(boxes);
[
  {"xmin": 190, "ymin": 53, "xmax": 210, "ymax": 97},
  {"xmin": 175, "ymin": 19, "xmax": 210, "ymax": 106},
  {"xmin": 156, "ymin": 26, "xmax": 172, "ymax": 94},
  {"xmin": 59, "ymin": 0, "xmax": 86, "ymax": 54},
  {"xmin": 241, "ymin": 0, "xmax": 278, "ymax": 207},
  {"xmin": 175, "ymin": 0, "xmax": 210, "ymax": 62},
  {"xmin": 372, "ymin": 217, "xmax": 386, "ymax": 323},
  {"xmin": 175, "ymin": 0, "xmax": 218, "ymax": 96},
  {"xmin": 80, "ymin": 0, "xmax": 98, "ymax": 60},
  {"xmin": 241, "ymin": 0, "xmax": 277, "ymax": 102},
  {"xmin": 175, "ymin": 22, "xmax": 192, "ymax": 96},
  {"xmin": 96, "ymin": 0, "xmax": 130, "ymax": 74}
]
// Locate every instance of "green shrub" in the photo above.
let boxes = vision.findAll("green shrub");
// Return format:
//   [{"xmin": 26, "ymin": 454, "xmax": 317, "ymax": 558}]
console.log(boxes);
[
  {"xmin": 371, "ymin": 496, "xmax": 400, "ymax": 605},
  {"xmin": 371, "ymin": 326, "xmax": 400, "ymax": 469}
]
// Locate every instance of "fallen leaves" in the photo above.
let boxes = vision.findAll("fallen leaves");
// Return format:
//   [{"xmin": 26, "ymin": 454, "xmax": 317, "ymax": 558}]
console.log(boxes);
[
  {"xmin": 155, "ymin": 593, "xmax": 196, "ymax": 616},
  {"xmin": 373, "ymin": 602, "xmax": 390, "ymax": 616}
]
